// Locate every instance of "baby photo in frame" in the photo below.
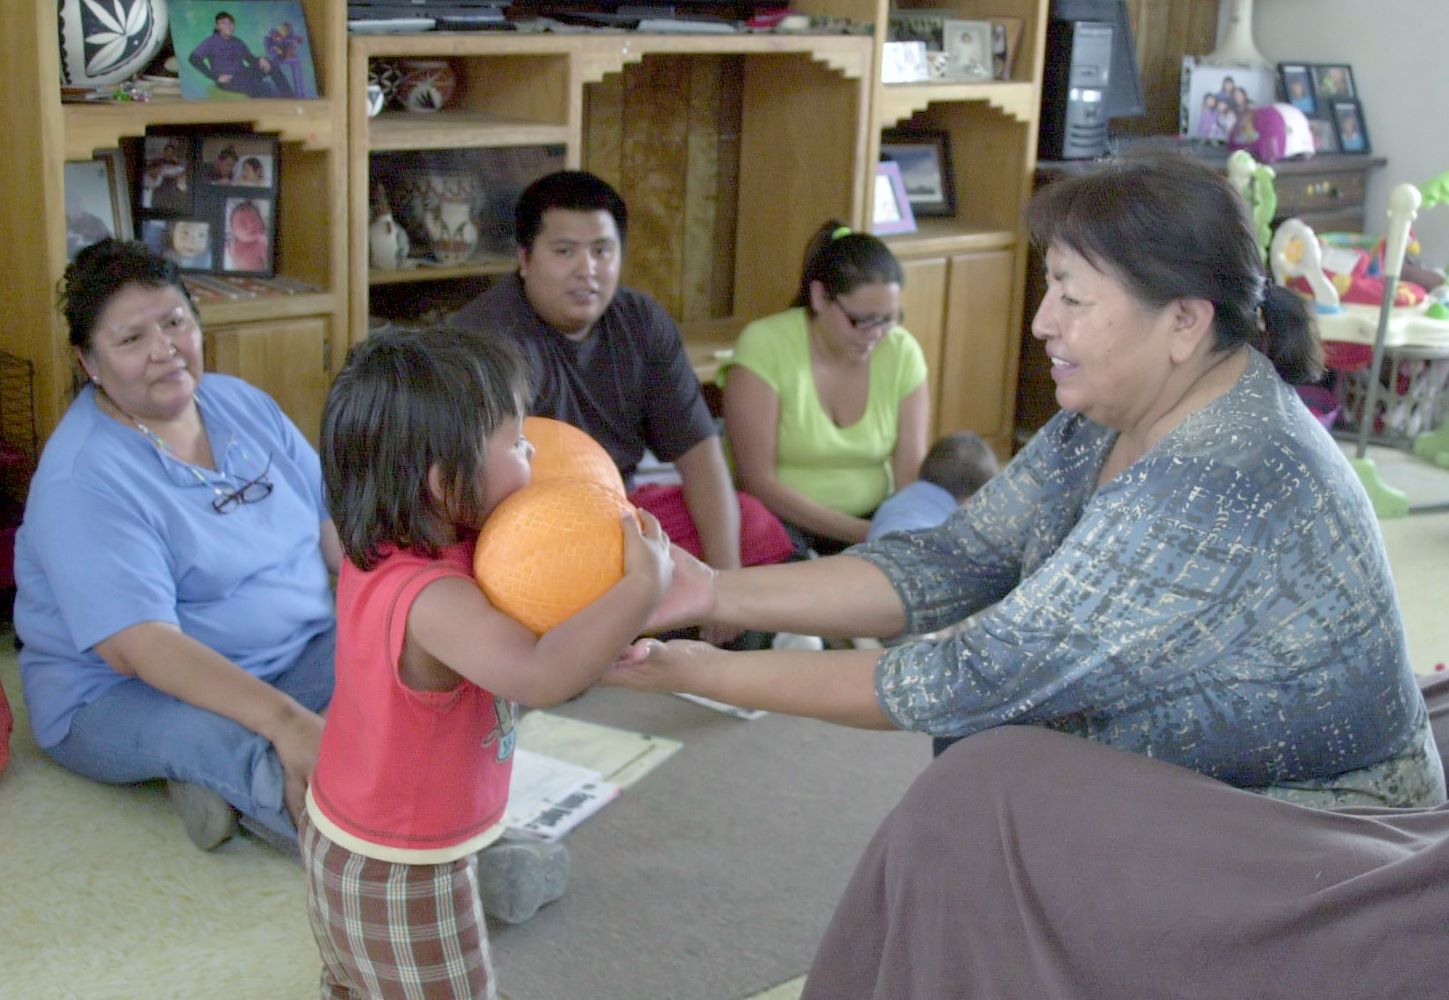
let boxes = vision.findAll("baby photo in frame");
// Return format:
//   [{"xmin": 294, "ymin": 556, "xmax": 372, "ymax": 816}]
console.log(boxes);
[
  {"xmin": 1332, "ymin": 99, "xmax": 1370, "ymax": 154},
  {"xmin": 141, "ymin": 217, "xmax": 214, "ymax": 270},
  {"xmin": 64, "ymin": 150, "xmax": 131, "ymax": 261}
]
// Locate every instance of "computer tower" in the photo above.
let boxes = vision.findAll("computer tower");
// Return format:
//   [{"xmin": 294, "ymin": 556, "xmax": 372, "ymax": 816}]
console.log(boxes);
[{"xmin": 1039, "ymin": 18, "xmax": 1115, "ymax": 160}]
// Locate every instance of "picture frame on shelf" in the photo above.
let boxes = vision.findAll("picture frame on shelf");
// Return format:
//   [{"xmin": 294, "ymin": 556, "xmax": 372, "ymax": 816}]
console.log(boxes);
[
  {"xmin": 1179, "ymin": 58, "xmax": 1276, "ymax": 142},
  {"xmin": 942, "ymin": 19, "xmax": 994, "ymax": 82},
  {"xmin": 1331, "ymin": 99, "xmax": 1370, "ymax": 154},
  {"xmin": 880, "ymin": 130, "xmax": 955, "ymax": 217},
  {"xmin": 1307, "ymin": 117, "xmax": 1339, "ymax": 154},
  {"xmin": 880, "ymin": 40, "xmax": 930, "ymax": 84},
  {"xmin": 871, "ymin": 161, "xmax": 917, "ymax": 236},
  {"xmin": 63, "ymin": 149, "xmax": 132, "ymax": 262},
  {"xmin": 989, "ymin": 16, "xmax": 1024, "ymax": 80},
  {"xmin": 1310, "ymin": 64, "xmax": 1356, "ymax": 102},
  {"xmin": 136, "ymin": 128, "xmax": 280, "ymax": 275},
  {"xmin": 171, "ymin": 0, "xmax": 319, "ymax": 101},
  {"xmin": 1277, "ymin": 63, "xmax": 1316, "ymax": 116}
]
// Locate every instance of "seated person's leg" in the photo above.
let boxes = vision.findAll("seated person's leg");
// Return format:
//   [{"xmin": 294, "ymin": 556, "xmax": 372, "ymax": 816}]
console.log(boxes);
[{"xmin": 44, "ymin": 675, "xmax": 297, "ymax": 848}]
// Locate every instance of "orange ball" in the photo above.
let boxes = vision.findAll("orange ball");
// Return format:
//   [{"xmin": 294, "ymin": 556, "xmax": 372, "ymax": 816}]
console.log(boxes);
[
  {"xmin": 524, "ymin": 416, "xmax": 625, "ymax": 496},
  {"xmin": 474, "ymin": 477, "xmax": 635, "ymax": 635}
]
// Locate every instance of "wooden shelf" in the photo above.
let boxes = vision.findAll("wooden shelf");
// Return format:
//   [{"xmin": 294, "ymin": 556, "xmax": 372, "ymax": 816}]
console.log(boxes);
[
  {"xmin": 882, "ymin": 223, "xmax": 1018, "ymax": 257},
  {"xmin": 62, "ymin": 98, "xmax": 337, "ymax": 160},
  {"xmin": 369, "ymin": 257, "xmax": 515, "ymax": 286},
  {"xmin": 365, "ymin": 111, "xmax": 570, "ymax": 152},
  {"xmin": 195, "ymin": 291, "xmax": 336, "ymax": 328},
  {"xmin": 876, "ymin": 80, "xmax": 1037, "ymax": 130}
]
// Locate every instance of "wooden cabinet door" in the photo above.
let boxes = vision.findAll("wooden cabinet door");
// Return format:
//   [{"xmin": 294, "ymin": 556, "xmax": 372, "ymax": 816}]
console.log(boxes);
[
  {"xmin": 939, "ymin": 250, "xmax": 1015, "ymax": 446},
  {"xmin": 205, "ymin": 317, "xmax": 331, "ymax": 446},
  {"xmin": 897, "ymin": 256, "xmax": 948, "ymax": 436}
]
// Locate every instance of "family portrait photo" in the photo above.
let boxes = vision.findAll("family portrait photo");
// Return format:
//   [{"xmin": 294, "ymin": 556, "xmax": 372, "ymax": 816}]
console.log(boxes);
[
  {"xmin": 172, "ymin": 1, "xmax": 318, "ymax": 101},
  {"xmin": 1181, "ymin": 59, "xmax": 1276, "ymax": 142}
]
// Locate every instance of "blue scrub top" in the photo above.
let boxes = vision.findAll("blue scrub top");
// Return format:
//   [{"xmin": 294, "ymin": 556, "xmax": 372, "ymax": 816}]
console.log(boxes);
[{"xmin": 15, "ymin": 374, "xmax": 335, "ymax": 748}]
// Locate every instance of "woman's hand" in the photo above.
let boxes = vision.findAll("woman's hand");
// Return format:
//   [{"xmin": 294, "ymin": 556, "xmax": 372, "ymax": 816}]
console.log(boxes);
[
  {"xmin": 264, "ymin": 705, "xmax": 325, "ymax": 825},
  {"xmin": 603, "ymin": 637, "xmax": 726, "ymax": 694},
  {"xmin": 623, "ymin": 509, "xmax": 673, "ymax": 604},
  {"xmin": 646, "ymin": 543, "xmax": 719, "ymax": 634}
]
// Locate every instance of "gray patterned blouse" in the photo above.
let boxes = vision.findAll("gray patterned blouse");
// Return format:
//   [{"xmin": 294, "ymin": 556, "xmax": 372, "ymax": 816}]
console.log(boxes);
[{"xmin": 854, "ymin": 350, "xmax": 1444, "ymax": 806}]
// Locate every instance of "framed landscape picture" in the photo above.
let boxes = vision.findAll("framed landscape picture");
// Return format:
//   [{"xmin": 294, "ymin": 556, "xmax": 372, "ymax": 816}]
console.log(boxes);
[{"xmin": 879, "ymin": 130, "xmax": 956, "ymax": 217}]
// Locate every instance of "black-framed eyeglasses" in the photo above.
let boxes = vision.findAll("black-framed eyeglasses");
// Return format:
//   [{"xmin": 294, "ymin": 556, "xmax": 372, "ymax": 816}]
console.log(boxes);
[
  {"xmin": 830, "ymin": 296, "xmax": 903, "ymax": 332},
  {"xmin": 212, "ymin": 454, "xmax": 274, "ymax": 514}
]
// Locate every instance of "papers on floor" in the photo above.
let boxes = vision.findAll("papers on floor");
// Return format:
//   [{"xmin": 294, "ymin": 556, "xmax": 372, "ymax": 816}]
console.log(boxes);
[
  {"xmin": 673, "ymin": 692, "xmax": 767, "ymax": 720},
  {"xmin": 504, "ymin": 749, "xmax": 619, "ymax": 843}
]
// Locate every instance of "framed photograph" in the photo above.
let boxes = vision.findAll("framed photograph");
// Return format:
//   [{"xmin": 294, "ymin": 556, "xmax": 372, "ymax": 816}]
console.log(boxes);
[
  {"xmin": 871, "ymin": 160, "xmax": 917, "ymax": 236},
  {"xmin": 990, "ymin": 16, "xmax": 1024, "ymax": 80},
  {"xmin": 1180, "ymin": 58, "xmax": 1277, "ymax": 142},
  {"xmin": 135, "ymin": 128, "xmax": 280, "ymax": 275},
  {"xmin": 1311, "ymin": 64, "xmax": 1356, "ymax": 102},
  {"xmin": 1278, "ymin": 63, "xmax": 1316, "ymax": 116},
  {"xmin": 880, "ymin": 40, "xmax": 930, "ymax": 84},
  {"xmin": 139, "ymin": 134, "xmax": 194, "ymax": 213},
  {"xmin": 879, "ymin": 130, "xmax": 955, "ymax": 217},
  {"xmin": 64, "ymin": 150, "xmax": 131, "ymax": 261},
  {"xmin": 1332, "ymin": 99, "xmax": 1370, "ymax": 154},
  {"xmin": 141, "ymin": 217, "xmax": 214, "ymax": 270},
  {"xmin": 943, "ymin": 19, "xmax": 994, "ymax": 81},
  {"xmin": 1307, "ymin": 117, "xmax": 1340, "ymax": 154},
  {"xmin": 171, "ymin": 1, "xmax": 319, "ymax": 101}
]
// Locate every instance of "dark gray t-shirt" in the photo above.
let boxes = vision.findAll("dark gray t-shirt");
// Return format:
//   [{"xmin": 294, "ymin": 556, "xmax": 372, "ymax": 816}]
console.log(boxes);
[{"xmin": 449, "ymin": 275, "xmax": 716, "ymax": 484}]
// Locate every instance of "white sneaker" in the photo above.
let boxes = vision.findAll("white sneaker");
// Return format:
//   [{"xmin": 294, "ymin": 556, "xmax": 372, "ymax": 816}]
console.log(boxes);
[{"xmin": 770, "ymin": 632, "xmax": 825, "ymax": 651}]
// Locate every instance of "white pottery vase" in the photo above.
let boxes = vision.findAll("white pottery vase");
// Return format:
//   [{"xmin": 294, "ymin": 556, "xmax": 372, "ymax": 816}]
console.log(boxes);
[
  {"xmin": 369, "ymin": 211, "xmax": 410, "ymax": 271},
  {"xmin": 426, "ymin": 200, "xmax": 479, "ymax": 265},
  {"xmin": 59, "ymin": 0, "xmax": 170, "ymax": 88}
]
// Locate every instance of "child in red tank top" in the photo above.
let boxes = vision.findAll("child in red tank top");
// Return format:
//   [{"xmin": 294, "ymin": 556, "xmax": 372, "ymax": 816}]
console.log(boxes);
[{"xmin": 304, "ymin": 327, "xmax": 671, "ymax": 999}]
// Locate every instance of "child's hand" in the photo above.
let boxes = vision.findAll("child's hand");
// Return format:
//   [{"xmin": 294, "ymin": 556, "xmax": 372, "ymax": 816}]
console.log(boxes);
[
  {"xmin": 623, "ymin": 508, "xmax": 672, "ymax": 604},
  {"xmin": 602, "ymin": 637, "xmax": 723, "ymax": 693}
]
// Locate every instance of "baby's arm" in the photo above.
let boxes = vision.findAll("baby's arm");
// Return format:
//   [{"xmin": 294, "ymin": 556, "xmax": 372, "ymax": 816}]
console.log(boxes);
[{"xmin": 407, "ymin": 510, "xmax": 673, "ymax": 707}]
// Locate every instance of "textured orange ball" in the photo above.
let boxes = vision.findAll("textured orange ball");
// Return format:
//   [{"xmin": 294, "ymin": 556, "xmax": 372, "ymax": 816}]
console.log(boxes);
[
  {"xmin": 524, "ymin": 416, "xmax": 625, "ymax": 495},
  {"xmin": 474, "ymin": 478, "xmax": 635, "ymax": 635}
]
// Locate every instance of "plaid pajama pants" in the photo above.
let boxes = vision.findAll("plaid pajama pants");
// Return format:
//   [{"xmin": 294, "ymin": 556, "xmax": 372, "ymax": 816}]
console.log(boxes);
[{"xmin": 300, "ymin": 810, "xmax": 497, "ymax": 1000}]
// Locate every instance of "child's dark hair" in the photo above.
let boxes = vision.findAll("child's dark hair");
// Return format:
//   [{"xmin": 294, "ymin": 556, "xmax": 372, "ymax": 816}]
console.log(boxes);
[
  {"xmin": 322, "ymin": 326, "xmax": 532, "ymax": 571},
  {"xmin": 791, "ymin": 219, "xmax": 905, "ymax": 315},
  {"xmin": 515, "ymin": 170, "xmax": 628, "ymax": 253},
  {"xmin": 58, "ymin": 238, "xmax": 194, "ymax": 351},
  {"xmin": 919, "ymin": 431, "xmax": 998, "ymax": 501}
]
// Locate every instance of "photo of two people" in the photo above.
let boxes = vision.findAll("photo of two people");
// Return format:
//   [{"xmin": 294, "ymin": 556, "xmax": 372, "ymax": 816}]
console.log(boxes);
[{"xmin": 171, "ymin": 1, "xmax": 318, "ymax": 101}]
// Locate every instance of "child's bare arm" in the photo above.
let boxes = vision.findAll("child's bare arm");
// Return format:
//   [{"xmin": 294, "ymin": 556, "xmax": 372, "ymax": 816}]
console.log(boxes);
[{"xmin": 407, "ymin": 510, "xmax": 673, "ymax": 706}]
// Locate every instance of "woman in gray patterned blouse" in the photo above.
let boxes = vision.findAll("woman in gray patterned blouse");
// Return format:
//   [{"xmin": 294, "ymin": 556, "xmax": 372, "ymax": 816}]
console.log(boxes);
[{"xmin": 607, "ymin": 154, "xmax": 1444, "ymax": 810}]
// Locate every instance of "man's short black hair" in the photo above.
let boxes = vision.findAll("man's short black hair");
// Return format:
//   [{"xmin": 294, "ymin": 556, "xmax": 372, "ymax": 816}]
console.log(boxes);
[{"xmin": 514, "ymin": 170, "xmax": 628, "ymax": 253}]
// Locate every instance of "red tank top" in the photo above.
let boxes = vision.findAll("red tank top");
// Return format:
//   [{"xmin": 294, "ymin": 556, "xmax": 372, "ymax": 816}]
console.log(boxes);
[{"xmin": 308, "ymin": 541, "xmax": 515, "ymax": 862}]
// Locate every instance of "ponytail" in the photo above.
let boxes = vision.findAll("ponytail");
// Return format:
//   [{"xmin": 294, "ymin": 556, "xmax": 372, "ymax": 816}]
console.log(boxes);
[{"xmin": 1258, "ymin": 283, "xmax": 1323, "ymax": 386}]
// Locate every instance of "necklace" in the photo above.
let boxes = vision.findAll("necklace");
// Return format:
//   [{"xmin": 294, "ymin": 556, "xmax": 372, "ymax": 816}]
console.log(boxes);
[{"xmin": 95, "ymin": 385, "xmax": 228, "ymax": 499}]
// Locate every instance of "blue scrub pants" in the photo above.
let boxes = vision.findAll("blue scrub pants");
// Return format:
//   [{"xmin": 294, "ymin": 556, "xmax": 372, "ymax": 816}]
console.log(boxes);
[{"xmin": 43, "ymin": 625, "xmax": 335, "ymax": 842}]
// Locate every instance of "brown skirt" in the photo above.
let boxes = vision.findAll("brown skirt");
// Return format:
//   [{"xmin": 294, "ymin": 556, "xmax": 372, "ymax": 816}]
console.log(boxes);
[{"xmin": 803, "ymin": 675, "xmax": 1449, "ymax": 1000}]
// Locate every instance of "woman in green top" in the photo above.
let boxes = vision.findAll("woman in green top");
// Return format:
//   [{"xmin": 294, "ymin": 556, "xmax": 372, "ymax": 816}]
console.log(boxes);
[{"xmin": 720, "ymin": 221, "xmax": 930, "ymax": 556}]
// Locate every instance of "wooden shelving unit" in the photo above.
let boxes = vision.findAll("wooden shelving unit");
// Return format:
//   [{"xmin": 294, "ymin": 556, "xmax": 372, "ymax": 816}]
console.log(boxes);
[{"xmin": 0, "ymin": 0, "xmax": 348, "ymax": 446}]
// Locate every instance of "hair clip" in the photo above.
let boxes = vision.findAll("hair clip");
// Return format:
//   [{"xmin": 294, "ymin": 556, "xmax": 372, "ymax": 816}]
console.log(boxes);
[{"xmin": 831, "ymin": 225, "xmax": 853, "ymax": 240}]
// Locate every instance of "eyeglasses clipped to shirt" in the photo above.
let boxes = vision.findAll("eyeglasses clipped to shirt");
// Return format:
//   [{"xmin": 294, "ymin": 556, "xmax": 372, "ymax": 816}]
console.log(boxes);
[
  {"xmin": 829, "ymin": 296, "xmax": 903, "ymax": 332},
  {"xmin": 211, "ymin": 453, "xmax": 274, "ymax": 514}
]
